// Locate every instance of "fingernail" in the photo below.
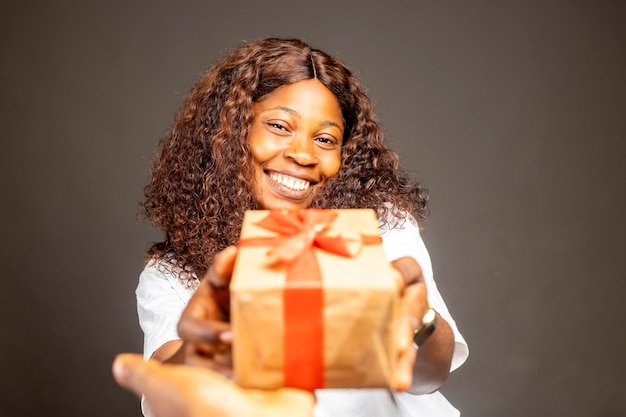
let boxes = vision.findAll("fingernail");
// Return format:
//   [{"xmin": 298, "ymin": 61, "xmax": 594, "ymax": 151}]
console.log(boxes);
[
  {"xmin": 219, "ymin": 331, "xmax": 233, "ymax": 343},
  {"xmin": 112, "ymin": 357, "xmax": 127, "ymax": 380}
]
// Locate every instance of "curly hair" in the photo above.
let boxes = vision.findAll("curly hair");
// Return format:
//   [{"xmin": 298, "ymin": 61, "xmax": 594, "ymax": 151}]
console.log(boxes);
[{"xmin": 142, "ymin": 37, "xmax": 428, "ymax": 283}]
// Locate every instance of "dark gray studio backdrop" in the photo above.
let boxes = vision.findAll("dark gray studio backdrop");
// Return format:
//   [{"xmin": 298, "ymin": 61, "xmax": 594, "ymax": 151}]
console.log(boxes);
[{"xmin": 2, "ymin": 1, "xmax": 625, "ymax": 416}]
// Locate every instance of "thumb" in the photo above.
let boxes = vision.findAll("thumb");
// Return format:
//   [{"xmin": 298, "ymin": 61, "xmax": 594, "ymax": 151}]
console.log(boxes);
[
  {"xmin": 112, "ymin": 353, "xmax": 153, "ymax": 398},
  {"xmin": 208, "ymin": 245, "xmax": 238, "ymax": 289}
]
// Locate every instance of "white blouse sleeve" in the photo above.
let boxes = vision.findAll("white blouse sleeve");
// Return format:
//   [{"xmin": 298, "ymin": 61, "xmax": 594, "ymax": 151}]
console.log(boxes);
[
  {"xmin": 380, "ymin": 219, "xmax": 469, "ymax": 372},
  {"xmin": 135, "ymin": 260, "xmax": 195, "ymax": 359}
]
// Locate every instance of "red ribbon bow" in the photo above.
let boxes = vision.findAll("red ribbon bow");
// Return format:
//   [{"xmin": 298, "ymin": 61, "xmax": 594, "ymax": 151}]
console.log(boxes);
[{"xmin": 254, "ymin": 209, "xmax": 368, "ymax": 267}]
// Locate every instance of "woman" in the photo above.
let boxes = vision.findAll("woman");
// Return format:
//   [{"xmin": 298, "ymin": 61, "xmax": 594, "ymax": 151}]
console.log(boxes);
[{"xmin": 134, "ymin": 37, "xmax": 468, "ymax": 416}]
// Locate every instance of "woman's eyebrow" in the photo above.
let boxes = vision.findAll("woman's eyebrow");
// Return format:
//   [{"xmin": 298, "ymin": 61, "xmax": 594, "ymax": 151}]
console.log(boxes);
[
  {"xmin": 262, "ymin": 106, "xmax": 300, "ymax": 118},
  {"xmin": 262, "ymin": 106, "xmax": 343, "ymax": 130},
  {"xmin": 319, "ymin": 120, "xmax": 342, "ymax": 130}
]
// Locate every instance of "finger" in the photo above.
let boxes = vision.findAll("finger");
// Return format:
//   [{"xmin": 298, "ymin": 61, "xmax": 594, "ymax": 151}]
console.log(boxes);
[
  {"xmin": 184, "ymin": 354, "xmax": 234, "ymax": 379},
  {"xmin": 396, "ymin": 283, "xmax": 427, "ymax": 350},
  {"xmin": 394, "ymin": 345, "xmax": 417, "ymax": 391},
  {"xmin": 400, "ymin": 283, "xmax": 428, "ymax": 325},
  {"xmin": 112, "ymin": 353, "xmax": 156, "ymax": 398},
  {"xmin": 183, "ymin": 281, "xmax": 220, "ymax": 320},
  {"xmin": 187, "ymin": 337, "xmax": 232, "ymax": 358},
  {"xmin": 178, "ymin": 278, "xmax": 230, "ymax": 339},
  {"xmin": 178, "ymin": 316, "xmax": 232, "ymax": 344},
  {"xmin": 207, "ymin": 246, "xmax": 237, "ymax": 290},
  {"xmin": 204, "ymin": 246, "xmax": 237, "ymax": 315},
  {"xmin": 391, "ymin": 257, "xmax": 424, "ymax": 290},
  {"xmin": 393, "ymin": 283, "xmax": 424, "ymax": 392},
  {"xmin": 180, "ymin": 342, "xmax": 234, "ymax": 378}
]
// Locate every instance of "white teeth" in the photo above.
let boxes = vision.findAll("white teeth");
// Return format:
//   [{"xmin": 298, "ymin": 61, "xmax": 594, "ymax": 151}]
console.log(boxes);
[{"xmin": 269, "ymin": 172, "xmax": 310, "ymax": 191}]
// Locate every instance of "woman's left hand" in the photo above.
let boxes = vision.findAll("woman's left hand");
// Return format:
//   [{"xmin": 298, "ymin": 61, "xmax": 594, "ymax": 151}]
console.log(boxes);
[
  {"xmin": 390, "ymin": 257, "xmax": 455, "ymax": 394},
  {"xmin": 390, "ymin": 256, "xmax": 429, "ymax": 391}
]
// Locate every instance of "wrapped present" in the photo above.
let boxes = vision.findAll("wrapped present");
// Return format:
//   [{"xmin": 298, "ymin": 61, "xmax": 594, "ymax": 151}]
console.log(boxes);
[{"xmin": 231, "ymin": 208, "xmax": 401, "ymax": 391}]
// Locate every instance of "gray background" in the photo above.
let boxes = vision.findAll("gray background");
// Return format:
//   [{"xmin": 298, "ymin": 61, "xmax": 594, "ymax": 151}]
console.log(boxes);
[{"xmin": 1, "ymin": 1, "xmax": 625, "ymax": 416}]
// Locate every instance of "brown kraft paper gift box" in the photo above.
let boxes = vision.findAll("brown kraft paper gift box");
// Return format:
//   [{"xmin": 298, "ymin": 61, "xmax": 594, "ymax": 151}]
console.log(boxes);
[{"xmin": 231, "ymin": 208, "xmax": 401, "ymax": 391}]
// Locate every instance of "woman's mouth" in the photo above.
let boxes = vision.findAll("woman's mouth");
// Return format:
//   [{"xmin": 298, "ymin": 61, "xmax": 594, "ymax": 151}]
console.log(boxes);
[
  {"xmin": 255, "ymin": 170, "xmax": 318, "ymax": 209},
  {"xmin": 268, "ymin": 172, "xmax": 311, "ymax": 192}
]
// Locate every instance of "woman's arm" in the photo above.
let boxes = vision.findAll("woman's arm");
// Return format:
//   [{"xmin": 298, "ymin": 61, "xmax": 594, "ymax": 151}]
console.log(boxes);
[
  {"xmin": 408, "ymin": 311, "xmax": 455, "ymax": 394},
  {"xmin": 153, "ymin": 248, "xmax": 455, "ymax": 394},
  {"xmin": 151, "ymin": 340, "xmax": 184, "ymax": 363}
]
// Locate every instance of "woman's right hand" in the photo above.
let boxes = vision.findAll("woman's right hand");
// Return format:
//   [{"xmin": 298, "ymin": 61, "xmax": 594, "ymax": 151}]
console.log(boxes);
[{"xmin": 174, "ymin": 245, "xmax": 238, "ymax": 377}]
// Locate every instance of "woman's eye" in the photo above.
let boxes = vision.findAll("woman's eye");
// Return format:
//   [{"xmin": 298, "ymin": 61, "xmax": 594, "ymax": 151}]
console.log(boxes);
[
  {"xmin": 315, "ymin": 136, "xmax": 338, "ymax": 147},
  {"xmin": 269, "ymin": 122, "xmax": 286, "ymax": 131}
]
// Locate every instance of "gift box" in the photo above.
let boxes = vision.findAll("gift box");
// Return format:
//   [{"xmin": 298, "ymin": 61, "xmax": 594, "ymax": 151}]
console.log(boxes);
[{"xmin": 231, "ymin": 208, "xmax": 401, "ymax": 391}]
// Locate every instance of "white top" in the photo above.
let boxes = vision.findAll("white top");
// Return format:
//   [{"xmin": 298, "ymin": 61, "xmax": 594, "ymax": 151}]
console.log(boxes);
[{"xmin": 137, "ymin": 217, "xmax": 469, "ymax": 417}]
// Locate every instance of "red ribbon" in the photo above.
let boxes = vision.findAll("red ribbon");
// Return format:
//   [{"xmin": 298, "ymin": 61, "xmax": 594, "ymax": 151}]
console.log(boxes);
[{"xmin": 238, "ymin": 209, "xmax": 382, "ymax": 390}]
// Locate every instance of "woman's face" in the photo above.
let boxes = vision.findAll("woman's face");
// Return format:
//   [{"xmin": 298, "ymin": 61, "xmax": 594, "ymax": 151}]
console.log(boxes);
[{"xmin": 248, "ymin": 79, "xmax": 344, "ymax": 210}]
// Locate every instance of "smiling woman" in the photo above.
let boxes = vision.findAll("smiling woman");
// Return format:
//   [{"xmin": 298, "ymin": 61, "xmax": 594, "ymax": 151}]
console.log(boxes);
[
  {"xmin": 141, "ymin": 37, "xmax": 428, "ymax": 280},
  {"xmin": 130, "ymin": 37, "xmax": 468, "ymax": 417}
]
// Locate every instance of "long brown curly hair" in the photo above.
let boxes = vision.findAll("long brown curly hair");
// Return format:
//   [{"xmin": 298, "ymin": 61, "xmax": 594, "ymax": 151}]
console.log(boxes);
[{"xmin": 142, "ymin": 37, "xmax": 428, "ymax": 282}]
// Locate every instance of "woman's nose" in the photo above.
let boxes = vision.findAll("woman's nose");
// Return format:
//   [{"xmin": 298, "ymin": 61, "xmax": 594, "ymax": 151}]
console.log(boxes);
[{"xmin": 283, "ymin": 136, "xmax": 318, "ymax": 166}]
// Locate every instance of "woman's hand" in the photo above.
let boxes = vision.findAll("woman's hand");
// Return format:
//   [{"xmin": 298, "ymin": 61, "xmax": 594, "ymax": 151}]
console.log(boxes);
[
  {"xmin": 174, "ymin": 246, "xmax": 238, "ymax": 376},
  {"xmin": 391, "ymin": 256, "xmax": 455, "ymax": 394},
  {"xmin": 390, "ymin": 256, "xmax": 428, "ymax": 391},
  {"xmin": 112, "ymin": 353, "xmax": 315, "ymax": 417}
]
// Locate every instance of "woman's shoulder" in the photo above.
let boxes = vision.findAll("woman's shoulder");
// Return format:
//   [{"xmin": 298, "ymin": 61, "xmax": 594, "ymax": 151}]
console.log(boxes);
[
  {"xmin": 141, "ymin": 255, "xmax": 199, "ymax": 291},
  {"xmin": 377, "ymin": 203, "xmax": 421, "ymax": 234}
]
